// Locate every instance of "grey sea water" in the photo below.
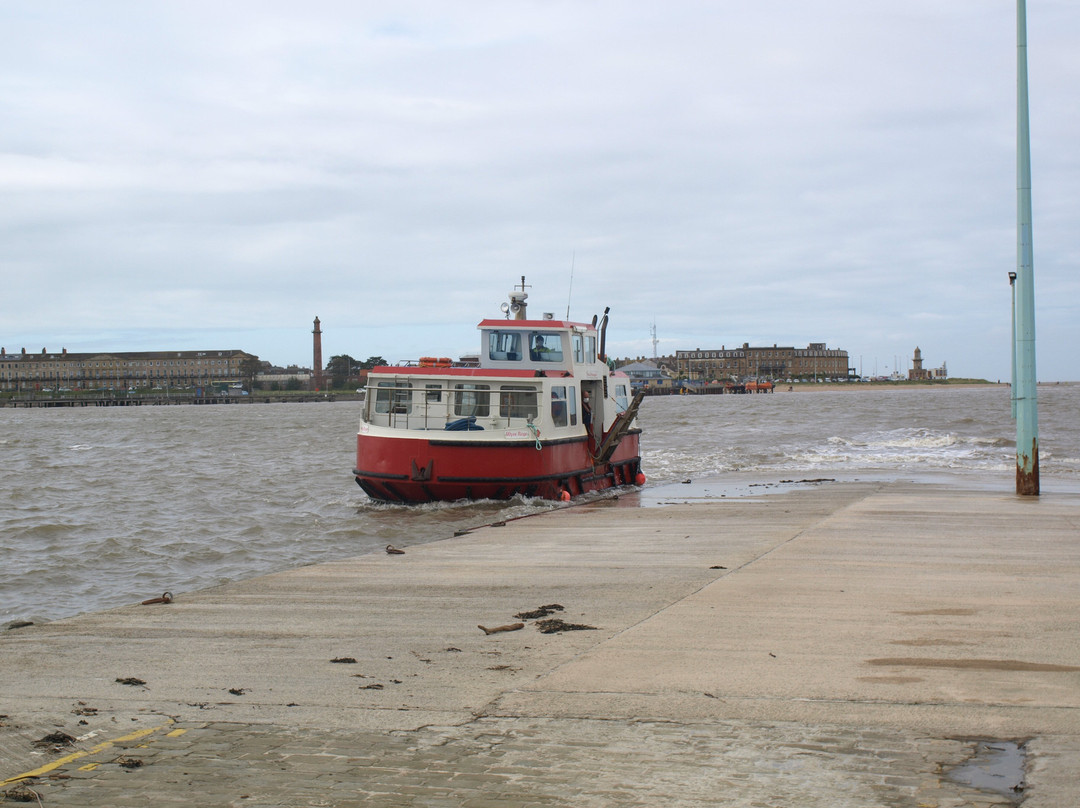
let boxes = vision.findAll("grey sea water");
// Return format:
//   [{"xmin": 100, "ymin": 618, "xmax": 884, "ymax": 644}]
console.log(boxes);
[{"xmin": 3, "ymin": 384, "xmax": 1078, "ymax": 624}]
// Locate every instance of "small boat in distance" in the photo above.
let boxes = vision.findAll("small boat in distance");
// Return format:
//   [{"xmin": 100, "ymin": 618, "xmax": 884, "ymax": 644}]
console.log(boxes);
[{"xmin": 353, "ymin": 278, "xmax": 644, "ymax": 503}]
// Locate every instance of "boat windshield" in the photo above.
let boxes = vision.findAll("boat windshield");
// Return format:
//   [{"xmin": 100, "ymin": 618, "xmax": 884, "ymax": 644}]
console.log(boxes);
[
  {"xmin": 529, "ymin": 332, "xmax": 563, "ymax": 362},
  {"xmin": 488, "ymin": 331, "xmax": 523, "ymax": 362},
  {"xmin": 572, "ymin": 333, "xmax": 598, "ymax": 363}
]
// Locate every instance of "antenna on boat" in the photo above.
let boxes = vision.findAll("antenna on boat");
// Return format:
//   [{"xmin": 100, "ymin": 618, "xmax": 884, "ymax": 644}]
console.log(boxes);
[{"xmin": 566, "ymin": 251, "xmax": 575, "ymax": 319}]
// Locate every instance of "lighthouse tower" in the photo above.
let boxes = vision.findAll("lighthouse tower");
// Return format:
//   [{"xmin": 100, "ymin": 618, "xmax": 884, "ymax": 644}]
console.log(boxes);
[
  {"xmin": 312, "ymin": 317, "xmax": 324, "ymax": 391},
  {"xmin": 909, "ymin": 347, "xmax": 925, "ymax": 380}
]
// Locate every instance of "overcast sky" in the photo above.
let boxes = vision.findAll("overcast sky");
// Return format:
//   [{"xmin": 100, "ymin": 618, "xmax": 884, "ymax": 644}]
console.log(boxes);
[{"xmin": 3, "ymin": 1, "xmax": 1077, "ymax": 380}]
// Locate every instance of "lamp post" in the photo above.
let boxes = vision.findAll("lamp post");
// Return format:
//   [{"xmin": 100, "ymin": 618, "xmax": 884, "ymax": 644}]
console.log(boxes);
[{"xmin": 1014, "ymin": 0, "xmax": 1039, "ymax": 495}]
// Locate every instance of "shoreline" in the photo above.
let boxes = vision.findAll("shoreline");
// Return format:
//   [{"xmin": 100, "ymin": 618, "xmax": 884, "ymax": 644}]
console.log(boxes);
[
  {"xmin": 780, "ymin": 380, "xmax": 1003, "ymax": 391},
  {"xmin": 642, "ymin": 380, "xmax": 1078, "ymax": 396},
  {"xmin": 779, "ymin": 380, "xmax": 1078, "ymax": 391},
  {"xmin": 7, "ymin": 381, "xmax": 1079, "ymax": 407}
]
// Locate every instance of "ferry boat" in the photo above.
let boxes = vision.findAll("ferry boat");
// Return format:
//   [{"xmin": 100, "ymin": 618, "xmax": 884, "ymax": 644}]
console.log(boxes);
[{"xmin": 353, "ymin": 279, "xmax": 645, "ymax": 503}]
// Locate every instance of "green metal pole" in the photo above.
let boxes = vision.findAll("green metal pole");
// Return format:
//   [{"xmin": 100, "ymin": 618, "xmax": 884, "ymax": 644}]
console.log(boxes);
[{"xmin": 1015, "ymin": 0, "xmax": 1039, "ymax": 494}]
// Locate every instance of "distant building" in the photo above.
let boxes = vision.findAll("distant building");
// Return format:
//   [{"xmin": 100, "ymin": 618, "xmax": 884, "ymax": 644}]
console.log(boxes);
[
  {"xmin": 908, "ymin": 347, "xmax": 947, "ymax": 380},
  {"xmin": 0, "ymin": 347, "xmax": 256, "ymax": 391},
  {"xmin": 675, "ymin": 343, "xmax": 852, "ymax": 382},
  {"xmin": 258, "ymin": 365, "xmax": 314, "ymax": 388},
  {"xmin": 616, "ymin": 360, "xmax": 673, "ymax": 390}
]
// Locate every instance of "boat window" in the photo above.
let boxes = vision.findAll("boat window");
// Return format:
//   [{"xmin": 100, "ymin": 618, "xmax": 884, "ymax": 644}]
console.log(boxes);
[
  {"xmin": 529, "ymin": 332, "xmax": 563, "ymax": 362},
  {"xmin": 550, "ymin": 386, "xmax": 568, "ymax": 427},
  {"xmin": 568, "ymin": 385, "xmax": 578, "ymax": 426},
  {"xmin": 453, "ymin": 384, "xmax": 490, "ymax": 417},
  {"xmin": 499, "ymin": 385, "xmax": 538, "ymax": 419},
  {"xmin": 585, "ymin": 335, "xmax": 597, "ymax": 364},
  {"xmin": 572, "ymin": 334, "xmax": 584, "ymax": 363},
  {"xmin": 488, "ymin": 331, "xmax": 522, "ymax": 362},
  {"xmin": 373, "ymin": 381, "xmax": 392, "ymax": 414},
  {"xmin": 615, "ymin": 384, "xmax": 629, "ymax": 413},
  {"xmin": 425, "ymin": 383, "xmax": 442, "ymax": 403},
  {"xmin": 374, "ymin": 380, "xmax": 412, "ymax": 414}
]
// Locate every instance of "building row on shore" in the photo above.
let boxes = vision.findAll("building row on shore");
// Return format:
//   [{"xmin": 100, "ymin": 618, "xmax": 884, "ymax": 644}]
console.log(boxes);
[
  {"xmin": 619, "ymin": 343, "xmax": 952, "ymax": 391},
  {"xmin": 3, "ymin": 338, "xmax": 942, "ymax": 395},
  {"xmin": 0, "ymin": 347, "xmax": 257, "ymax": 392},
  {"xmin": 675, "ymin": 342, "xmax": 852, "ymax": 382}
]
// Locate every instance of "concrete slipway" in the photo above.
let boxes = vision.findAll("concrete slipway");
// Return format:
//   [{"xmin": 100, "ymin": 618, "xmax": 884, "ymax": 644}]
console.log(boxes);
[{"xmin": 1, "ymin": 480, "xmax": 1078, "ymax": 807}]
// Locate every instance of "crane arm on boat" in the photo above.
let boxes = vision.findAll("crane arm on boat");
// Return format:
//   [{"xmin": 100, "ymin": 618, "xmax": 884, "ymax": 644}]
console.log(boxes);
[{"xmin": 593, "ymin": 390, "xmax": 645, "ymax": 465}]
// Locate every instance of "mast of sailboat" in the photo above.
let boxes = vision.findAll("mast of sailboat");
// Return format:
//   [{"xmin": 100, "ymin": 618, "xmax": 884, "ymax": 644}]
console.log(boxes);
[{"xmin": 1014, "ymin": 0, "xmax": 1039, "ymax": 495}]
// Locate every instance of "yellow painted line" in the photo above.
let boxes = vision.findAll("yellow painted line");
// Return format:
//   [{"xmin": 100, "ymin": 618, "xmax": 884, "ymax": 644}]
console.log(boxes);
[
  {"xmin": 2, "ymin": 720, "xmax": 174, "ymax": 785},
  {"xmin": 166, "ymin": 728, "xmax": 187, "ymax": 738}
]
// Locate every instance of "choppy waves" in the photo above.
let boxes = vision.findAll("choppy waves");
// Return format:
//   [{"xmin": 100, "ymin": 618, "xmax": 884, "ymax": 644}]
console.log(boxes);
[
  {"xmin": 4, "ymin": 385, "xmax": 1079, "ymax": 623},
  {"xmin": 1, "ymin": 404, "xmax": 561, "ymax": 624},
  {"xmin": 636, "ymin": 385, "xmax": 1079, "ymax": 482}
]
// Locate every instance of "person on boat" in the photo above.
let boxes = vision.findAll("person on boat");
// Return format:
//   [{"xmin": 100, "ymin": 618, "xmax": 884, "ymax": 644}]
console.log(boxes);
[
  {"xmin": 582, "ymin": 392, "xmax": 592, "ymax": 429},
  {"xmin": 531, "ymin": 335, "xmax": 551, "ymax": 360}
]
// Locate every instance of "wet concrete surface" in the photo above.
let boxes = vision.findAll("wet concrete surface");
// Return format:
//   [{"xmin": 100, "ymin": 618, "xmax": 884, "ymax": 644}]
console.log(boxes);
[
  {"xmin": 946, "ymin": 740, "xmax": 1027, "ymax": 803},
  {"xmin": 2, "ymin": 480, "xmax": 1079, "ymax": 806}
]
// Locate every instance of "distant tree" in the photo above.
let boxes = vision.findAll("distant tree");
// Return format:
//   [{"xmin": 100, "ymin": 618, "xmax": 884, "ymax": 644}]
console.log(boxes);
[
  {"xmin": 284, "ymin": 377, "xmax": 303, "ymax": 391},
  {"xmin": 239, "ymin": 356, "xmax": 263, "ymax": 392},
  {"xmin": 326, "ymin": 354, "xmax": 362, "ymax": 389},
  {"xmin": 361, "ymin": 356, "xmax": 388, "ymax": 369}
]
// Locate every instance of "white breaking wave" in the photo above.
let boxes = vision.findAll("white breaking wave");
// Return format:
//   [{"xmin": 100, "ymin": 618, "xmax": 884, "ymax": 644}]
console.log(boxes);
[{"xmin": 783, "ymin": 428, "xmax": 1014, "ymax": 472}]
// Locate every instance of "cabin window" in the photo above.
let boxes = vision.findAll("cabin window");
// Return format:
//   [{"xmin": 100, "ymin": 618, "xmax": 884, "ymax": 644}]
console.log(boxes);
[
  {"xmin": 529, "ymin": 332, "xmax": 563, "ymax": 362},
  {"xmin": 568, "ymin": 386, "xmax": 578, "ymax": 426},
  {"xmin": 550, "ymin": 386, "xmax": 568, "ymax": 427},
  {"xmin": 615, "ymin": 384, "xmax": 629, "ymax": 413},
  {"xmin": 572, "ymin": 334, "xmax": 584, "ymax": 363},
  {"xmin": 499, "ymin": 385, "xmax": 538, "ymax": 420},
  {"xmin": 374, "ymin": 380, "xmax": 412, "ymax": 414},
  {"xmin": 373, "ymin": 381, "xmax": 392, "ymax": 414},
  {"xmin": 585, "ymin": 335, "xmax": 597, "ymax": 363},
  {"xmin": 453, "ymin": 384, "xmax": 490, "ymax": 417},
  {"xmin": 488, "ymin": 331, "xmax": 523, "ymax": 362},
  {"xmin": 425, "ymin": 383, "xmax": 442, "ymax": 403}
]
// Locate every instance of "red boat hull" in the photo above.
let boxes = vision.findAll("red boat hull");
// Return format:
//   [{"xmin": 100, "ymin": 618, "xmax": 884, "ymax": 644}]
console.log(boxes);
[{"xmin": 354, "ymin": 430, "xmax": 642, "ymax": 503}]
